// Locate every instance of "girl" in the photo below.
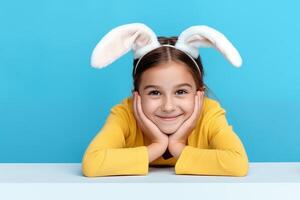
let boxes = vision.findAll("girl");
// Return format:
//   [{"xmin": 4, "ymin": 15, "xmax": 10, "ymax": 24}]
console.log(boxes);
[{"xmin": 82, "ymin": 23, "xmax": 248, "ymax": 177}]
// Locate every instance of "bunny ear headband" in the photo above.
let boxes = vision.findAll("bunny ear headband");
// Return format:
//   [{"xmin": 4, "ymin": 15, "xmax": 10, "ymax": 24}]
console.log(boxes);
[{"xmin": 90, "ymin": 23, "xmax": 242, "ymax": 75}]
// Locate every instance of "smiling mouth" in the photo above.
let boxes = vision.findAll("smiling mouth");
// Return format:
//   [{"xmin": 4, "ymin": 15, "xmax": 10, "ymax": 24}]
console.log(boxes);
[{"xmin": 157, "ymin": 114, "xmax": 182, "ymax": 121}]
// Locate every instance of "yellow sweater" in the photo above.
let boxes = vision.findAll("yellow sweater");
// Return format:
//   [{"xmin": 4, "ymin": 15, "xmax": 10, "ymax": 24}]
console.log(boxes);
[{"xmin": 82, "ymin": 96, "xmax": 248, "ymax": 177}]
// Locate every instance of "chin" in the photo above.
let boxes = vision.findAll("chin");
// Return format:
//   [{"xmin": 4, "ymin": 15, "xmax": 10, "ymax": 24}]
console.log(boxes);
[
  {"xmin": 158, "ymin": 126, "xmax": 180, "ymax": 135},
  {"xmin": 153, "ymin": 117, "xmax": 185, "ymax": 135}
]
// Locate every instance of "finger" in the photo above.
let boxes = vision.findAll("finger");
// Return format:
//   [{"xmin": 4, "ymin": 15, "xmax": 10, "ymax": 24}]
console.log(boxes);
[
  {"xmin": 133, "ymin": 92, "xmax": 143, "ymax": 128},
  {"xmin": 199, "ymin": 91, "xmax": 205, "ymax": 108},
  {"xmin": 191, "ymin": 91, "xmax": 201, "ymax": 122},
  {"xmin": 136, "ymin": 94, "xmax": 149, "ymax": 123},
  {"xmin": 200, "ymin": 90, "xmax": 204, "ymax": 99},
  {"xmin": 132, "ymin": 93, "xmax": 138, "ymax": 121},
  {"xmin": 133, "ymin": 92, "xmax": 138, "ymax": 119},
  {"xmin": 192, "ymin": 91, "xmax": 200, "ymax": 117},
  {"xmin": 198, "ymin": 91, "xmax": 204, "ymax": 116}
]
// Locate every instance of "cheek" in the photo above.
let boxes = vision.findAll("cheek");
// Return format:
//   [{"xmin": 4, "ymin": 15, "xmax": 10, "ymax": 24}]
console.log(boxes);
[
  {"xmin": 141, "ymin": 96, "xmax": 195, "ymax": 116},
  {"xmin": 141, "ymin": 99, "xmax": 157, "ymax": 117},
  {"xmin": 182, "ymin": 98, "xmax": 195, "ymax": 116}
]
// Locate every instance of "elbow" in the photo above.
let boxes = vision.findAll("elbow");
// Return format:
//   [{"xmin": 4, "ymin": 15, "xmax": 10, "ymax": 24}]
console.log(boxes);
[
  {"xmin": 81, "ymin": 159, "xmax": 96, "ymax": 177},
  {"xmin": 220, "ymin": 148, "xmax": 249, "ymax": 177},
  {"xmin": 82, "ymin": 164, "xmax": 96, "ymax": 177},
  {"xmin": 81, "ymin": 147, "xmax": 108, "ymax": 177},
  {"xmin": 81, "ymin": 153, "xmax": 102, "ymax": 177},
  {"xmin": 231, "ymin": 163, "xmax": 248, "ymax": 177},
  {"xmin": 227, "ymin": 157, "xmax": 249, "ymax": 177}
]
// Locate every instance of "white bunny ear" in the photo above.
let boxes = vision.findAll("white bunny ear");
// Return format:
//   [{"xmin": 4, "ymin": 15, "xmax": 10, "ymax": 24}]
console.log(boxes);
[
  {"xmin": 175, "ymin": 25, "xmax": 242, "ymax": 67},
  {"xmin": 91, "ymin": 23, "xmax": 161, "ymax": 68}
]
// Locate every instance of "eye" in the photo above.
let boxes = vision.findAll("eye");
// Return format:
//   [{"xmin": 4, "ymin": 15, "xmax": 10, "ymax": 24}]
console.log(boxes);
[
  {"xmin": 176, "ymin": 89, "xmax": 188, "ymax": 95},
  {"xmin": 148, "ymin": 90, "xmax": 161, "ymax": 96}
]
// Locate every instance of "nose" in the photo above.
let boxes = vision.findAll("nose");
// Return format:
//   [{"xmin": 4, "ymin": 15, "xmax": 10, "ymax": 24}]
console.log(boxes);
[{"xmin": 161, "ymin": 96, "xmax": 175, "ymax": 112}]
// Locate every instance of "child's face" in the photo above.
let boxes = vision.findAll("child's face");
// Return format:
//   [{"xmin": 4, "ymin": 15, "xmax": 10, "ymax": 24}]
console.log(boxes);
[{"xmin": 138, "ymin": 61, "xmax": 198, "ymax": 135}]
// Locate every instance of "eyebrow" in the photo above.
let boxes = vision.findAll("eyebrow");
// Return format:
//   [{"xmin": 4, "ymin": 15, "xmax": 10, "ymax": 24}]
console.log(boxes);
[{"xmin": 143, "ymin": 83, "xmax": 193, "ymax": 90}]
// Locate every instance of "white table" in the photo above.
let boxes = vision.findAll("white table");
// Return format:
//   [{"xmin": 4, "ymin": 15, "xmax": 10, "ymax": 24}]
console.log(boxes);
[{"xmin": 0, "ymin": 163, "xmax": 299, "ymax": 200}]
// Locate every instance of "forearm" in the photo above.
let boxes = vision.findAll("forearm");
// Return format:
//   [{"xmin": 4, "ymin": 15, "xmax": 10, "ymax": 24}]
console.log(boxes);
[
  {"xmin": 175, "ymin": 146, "xmax": 249, "ymax": 176},
  {"xmin": 82, "ymin": 146, "xmax": 149, "ymax": 177}
]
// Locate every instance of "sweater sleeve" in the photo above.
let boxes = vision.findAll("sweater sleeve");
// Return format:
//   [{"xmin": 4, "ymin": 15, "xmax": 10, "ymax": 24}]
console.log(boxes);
[
  {"xmin": 175, "ymin": 107, "xmax": 249, "ymax": 176},
  {"xmin": 81, "ymin": 105, "xmax": 149, "ymax": 177}
]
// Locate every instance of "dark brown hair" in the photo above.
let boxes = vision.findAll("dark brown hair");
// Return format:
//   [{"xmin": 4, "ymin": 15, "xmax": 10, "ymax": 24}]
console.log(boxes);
[{"xmin": 132, "ymin": 36, "xmax": 207, "ymax": 94}]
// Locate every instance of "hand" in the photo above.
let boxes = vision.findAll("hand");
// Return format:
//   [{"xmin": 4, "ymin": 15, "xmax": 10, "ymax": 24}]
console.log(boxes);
[
  {"xmin": 168, "ymin": 90, "xmax": 205, "ymax": 158},
  {"xmin": 132, "ymin": 92, "xmax": 168, "ymax": 147}
]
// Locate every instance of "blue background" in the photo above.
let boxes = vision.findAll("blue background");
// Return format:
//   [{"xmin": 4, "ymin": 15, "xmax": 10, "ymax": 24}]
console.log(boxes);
[{"xmin": 1, "ymin": 0, "xmax": 299, "ymax": 162}]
